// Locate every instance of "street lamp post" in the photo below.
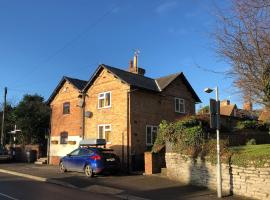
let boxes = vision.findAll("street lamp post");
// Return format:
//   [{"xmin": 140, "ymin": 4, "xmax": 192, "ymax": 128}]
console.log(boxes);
[{"xmin": 204, "ymin": 86, "xmax": 222, "ymax": 198}]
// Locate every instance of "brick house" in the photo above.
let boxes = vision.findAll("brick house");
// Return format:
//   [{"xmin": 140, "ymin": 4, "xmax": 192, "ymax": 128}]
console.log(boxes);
[{"xmin": 47, "ymin": 57, "xmax": 201, "ymax": 170}]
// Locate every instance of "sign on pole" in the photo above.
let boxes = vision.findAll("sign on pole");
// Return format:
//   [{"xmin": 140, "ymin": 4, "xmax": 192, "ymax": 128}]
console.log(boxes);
[{"xmin": 210, "ymin": 99, "xmax": 216, "ymax": 129}]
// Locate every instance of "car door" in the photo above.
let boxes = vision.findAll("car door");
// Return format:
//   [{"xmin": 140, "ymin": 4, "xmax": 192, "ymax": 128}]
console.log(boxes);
[
  {"xmin": 71, "ymin": 148, "xmax": 90, "ymax": 172},
  {"xmin": 63, "ymin": 149, "xmax": 80, "ymax": 171}
]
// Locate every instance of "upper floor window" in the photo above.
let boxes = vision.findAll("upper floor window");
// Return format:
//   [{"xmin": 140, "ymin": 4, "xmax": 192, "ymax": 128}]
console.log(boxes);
[
  {"xmin": 60, "ymin": 132, "xmax": 68, "ymax": 144},
  {"xmin": 63, "ymin": 102, "xmax": 70, "ymax": 114},
  {"xmin": 175, "ymin": 98, "xmax": 185, "ymax": 113},
  {"xmin": 98, "ymin": 92, "xmax": 111, "ymax": 108},
  {"xmin": 98, "ymin": 124, "xmax": 111, "ymax": 143},
  {"xmin": 146, "ymin": 125, "xmax": 158, "ymax": 146}
]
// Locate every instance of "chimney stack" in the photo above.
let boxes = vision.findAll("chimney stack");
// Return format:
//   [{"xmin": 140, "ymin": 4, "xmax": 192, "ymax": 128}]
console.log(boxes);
[
  {"xmin": 128, "ymin": 51, "xmax": 146, "ymax": 76},
  {"xmin": 221, "ymin": 100, "xmax": 230, "ymax": 106}
]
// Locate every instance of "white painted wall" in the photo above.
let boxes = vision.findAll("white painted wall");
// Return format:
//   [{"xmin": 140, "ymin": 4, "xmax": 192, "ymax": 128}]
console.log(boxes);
[{"xmin": 50, "ymin": 136, "xmax": 82, "ymax": 157}]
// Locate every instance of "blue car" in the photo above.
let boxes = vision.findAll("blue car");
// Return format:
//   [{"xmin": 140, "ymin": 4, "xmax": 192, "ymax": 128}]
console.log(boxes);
[{"xmin": 59, "ymin": 147, "xmax": 120, "ymax": 177}]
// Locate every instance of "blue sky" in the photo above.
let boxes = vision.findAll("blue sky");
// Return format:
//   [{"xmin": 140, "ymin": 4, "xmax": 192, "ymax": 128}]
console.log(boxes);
[{"xmin": 0, "ymin": 0, "xmax": 241, "ymax": 109}]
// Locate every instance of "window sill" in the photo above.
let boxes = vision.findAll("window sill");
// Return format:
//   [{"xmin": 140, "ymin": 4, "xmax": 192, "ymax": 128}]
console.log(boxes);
[
  {"xmin": 98, "ymin": 106, "xmax": 112, "ymax": 109},
  {"xmin": 175, "ymin": 111, "xmax": 185, "ymax": 114}
]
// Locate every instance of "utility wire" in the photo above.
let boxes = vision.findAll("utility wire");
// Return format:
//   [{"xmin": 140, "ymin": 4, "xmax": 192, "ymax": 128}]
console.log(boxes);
[{"xmin": 12, "ymin": 1, "xmax": 122, "ymax": 88}]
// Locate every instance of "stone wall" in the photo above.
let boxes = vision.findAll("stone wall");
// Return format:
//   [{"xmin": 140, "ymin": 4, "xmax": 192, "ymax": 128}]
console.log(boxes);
[{"xmin": 166, "ymin": 153, "xmax": 270, "ymax": 200}]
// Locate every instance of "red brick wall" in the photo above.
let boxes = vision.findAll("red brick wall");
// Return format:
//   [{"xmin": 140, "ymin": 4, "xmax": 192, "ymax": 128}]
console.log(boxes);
[{"xmin": 50, "ymin": 156, "xmax": 60, "ymax": 165}]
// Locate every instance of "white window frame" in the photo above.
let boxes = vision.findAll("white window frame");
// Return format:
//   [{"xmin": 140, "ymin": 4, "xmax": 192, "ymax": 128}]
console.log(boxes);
[
  {"xmin": 146, "ymin": 125, "xmax": 158, "ymax": 146},
  {"xmin": 98, "ymin": 91, "xmax": 111, "ymax": 109},
  {"xmin": 97, "ymin": 124, "xmax": 112, "ymax": 144},
  {"xmin": 175, "ymin": 98, "xmax": 185, "ymax": 113}
]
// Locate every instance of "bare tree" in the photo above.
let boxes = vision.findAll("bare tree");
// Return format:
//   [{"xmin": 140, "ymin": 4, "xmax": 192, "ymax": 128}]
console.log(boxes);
[{"xmin": 215, "ymin": 0, "xmax": 270, "ymax": 107}]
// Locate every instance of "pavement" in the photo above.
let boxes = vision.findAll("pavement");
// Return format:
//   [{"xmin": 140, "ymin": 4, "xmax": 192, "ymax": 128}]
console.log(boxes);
[{"xmin": 0, "ymin": 163, "xmax": 249, "ymax": 200}]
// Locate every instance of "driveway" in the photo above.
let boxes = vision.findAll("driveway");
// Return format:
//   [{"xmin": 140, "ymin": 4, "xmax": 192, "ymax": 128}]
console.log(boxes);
[{"xmin": 0, "ymin": 163, "xmax": 247, "ymax": 200}]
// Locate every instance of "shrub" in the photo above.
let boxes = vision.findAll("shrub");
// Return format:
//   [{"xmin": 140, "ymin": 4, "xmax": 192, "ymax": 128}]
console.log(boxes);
[
  {"xmin": 152, "ymin": 116, "xmax": 205, "ymax": 157},
  {"xmin": 201, "ymin": 139, "xmax": 232, "ymax": 163},
  {"xmin": 236, "ymin": 120, "xmax": 269, "ymax": 131},
  {"xmin": 246, "ymin": 138, "xmax": 256, "ymax": 145}
]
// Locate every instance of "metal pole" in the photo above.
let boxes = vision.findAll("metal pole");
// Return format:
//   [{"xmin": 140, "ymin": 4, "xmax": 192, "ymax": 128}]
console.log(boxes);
[
  {"xmin": 1, "ymin": 87, "xmax": 7, "ymax": 146},
  {"xmin": 216, "ymin": 86, "xmax": 222, "ymax": 198}
]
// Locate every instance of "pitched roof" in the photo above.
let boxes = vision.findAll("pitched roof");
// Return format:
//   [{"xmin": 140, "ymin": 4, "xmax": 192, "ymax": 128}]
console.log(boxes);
[
  {"xmin": 104, "ymin": 65, "xmax": 160, "ymax": 92},
  {"xmin": 220, "ymin": 104, "xmax": 236, "ymax": 116},
  {"xmin": 83, "ymin": 64, "xmax": 201, "ymax": 103},
  {"xmin": 156, "ymin": 73, "xmax": 181, "ymax": 90},
  {"xmin": 64, "ymin": 76, "xmax": 88, "ymax": 91},
  {"xmin": 258, "ymin": 109, "xmax": 270, "ymax": 123},
  {"xmin": 47, "ymin": 76, "xmax": 87, "ymax": 104}
]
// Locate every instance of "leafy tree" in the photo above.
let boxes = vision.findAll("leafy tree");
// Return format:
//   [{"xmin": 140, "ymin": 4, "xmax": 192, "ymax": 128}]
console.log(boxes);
[
  {"xmin": 215, "ymin": 0, "xmax": 270, "ymax": 107},
  {"xmin": 13, "ymin": 94, "xmax": 50, "ymax": 145},
  {"xmin": 197, "ymin": 105, "xmax": 210, "ymax": 114},
  {"xmin": 0, "ymin": 103, "xmax": 15, "ymax": 144}
]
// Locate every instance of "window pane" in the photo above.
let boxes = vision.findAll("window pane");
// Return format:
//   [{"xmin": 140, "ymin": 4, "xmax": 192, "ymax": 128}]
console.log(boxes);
[
  {"xmin": 99, "ymin": 93, "xmax": 104, "ymax": 98},
  {"xmin": 105, "ymin": 130, "xmax": 111, "ymax": 142},
  {"xmin": 180, "ymin": 104, "xmax": 184, "ymax": 113},
  {"xmin": 152, "ymin": 127, "xmax": 157, "ymax": 144},
  {"xmin": 79, "ymin": 149, "xmax": 89, "ymax": 156},
  {"xmin": 98, "ymin": 126, "xmax": 104, "ymax": 139},
  {"xmin": 70, "ymin": 149, "xmax": 80, "ymax": 156},
  {"xmin": 99, "ymin": 99, "xmax": 105, "ymax": 108},
  {"xmin": 63, "ymin": 102, "xmax": 70, "ymax": 114},
  {"xmin": 105, "ymin": 93, "xmax": 111, "ymax": 106},
  {"xmin": 60, "ymin": 132, "xmax": 68, "ymax": 144},
  {"xmin": 105, "ymin": 125, "xmax": 111, "ymax": 130},
  {"xmin": 175, "ymin": 99, "xmax": 179, "ymax": 112},
  {"xmin": 146, "ymin": 127, "xmax": 152, "ymax": 144}
]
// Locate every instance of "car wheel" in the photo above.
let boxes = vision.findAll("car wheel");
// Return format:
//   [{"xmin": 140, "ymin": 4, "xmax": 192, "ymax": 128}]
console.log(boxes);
[
  {"xmin": 59, "ymin": 162, "xmax": 67, "ymax": 173},
  {"xmin": 84, "ymin": 164, "xmax": 93, "ymax": 177}
]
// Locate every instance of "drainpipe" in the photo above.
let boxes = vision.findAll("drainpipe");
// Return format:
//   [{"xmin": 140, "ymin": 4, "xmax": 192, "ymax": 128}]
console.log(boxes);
[
  {"xmin": 127, "ymin": 91, "xmax": 130, "ymax": 172},
  {"xmin": 47, "ymin": 106, "xmax": 52, "ymax": 164},
  {"xmin": 81, "ymin": 92, "xmax": 86, "ymax": 139}
]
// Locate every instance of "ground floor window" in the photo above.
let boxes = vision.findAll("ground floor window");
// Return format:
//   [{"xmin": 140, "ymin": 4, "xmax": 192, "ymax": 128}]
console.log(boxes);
[
  {"xmin": 98, "ymin": 124, "xmax": 111, "ymax": 143},
  {"xmin": 146, "ymin": 125, "xmax": 158, "ymax": 146},
  {"xmin": 60, "ymin": 132, "xmax": 68, "ymax": 144}
]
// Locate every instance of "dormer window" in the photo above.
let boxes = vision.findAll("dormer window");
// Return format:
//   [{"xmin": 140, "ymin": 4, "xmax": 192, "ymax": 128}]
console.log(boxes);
[
  {"xmin": 175, "ymin": 98, "xmax": 185, "ymax": 113},
  {"xmin": 98, "ymin": 92, "xmax": 111, "ymax": 108},
  {"xmin": 63, "ymin": 102, "xmax": 70, "ymax": 114}
]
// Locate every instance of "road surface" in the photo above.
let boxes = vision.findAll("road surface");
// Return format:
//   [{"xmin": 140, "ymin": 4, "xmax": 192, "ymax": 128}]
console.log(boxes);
[{"xmin": 0, "ymin": 172, "xmax": 118, "ymax": 200}]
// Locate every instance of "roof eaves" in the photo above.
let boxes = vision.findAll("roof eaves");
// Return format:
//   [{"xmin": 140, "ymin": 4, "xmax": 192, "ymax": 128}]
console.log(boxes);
[
  {"xmin": 82, "ymin": 64, "xmax": 130, "ymax": 93},
  {"xmin": 46, "ymin": 77, "xmax": 66, "ymax": 105},
  {"xmin": 154, "ymin": 79, "xmax": 162, "ymax": 92},
  {"xmin": 47, "ymin": 76, "xmax": 86, "ymax": 105}
]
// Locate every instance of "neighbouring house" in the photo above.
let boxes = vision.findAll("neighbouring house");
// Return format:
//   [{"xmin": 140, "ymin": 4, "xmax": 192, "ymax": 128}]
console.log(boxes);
[
  {"xmin": 259, "ymin": 108, "xmax": 270, "ymax": 124},
  {"xmin": 198, "ymin": 99, "xmax": 259, "ymax": 130},
  {"xmin": 47, "ymin": 55, "xmax": 201, "ymax": 170}
]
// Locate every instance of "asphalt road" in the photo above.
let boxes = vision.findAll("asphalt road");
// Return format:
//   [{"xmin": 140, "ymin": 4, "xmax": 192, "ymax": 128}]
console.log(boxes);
[{"xmin": 0, "ymin": 173, "xmax": 118, "ymax": 200}]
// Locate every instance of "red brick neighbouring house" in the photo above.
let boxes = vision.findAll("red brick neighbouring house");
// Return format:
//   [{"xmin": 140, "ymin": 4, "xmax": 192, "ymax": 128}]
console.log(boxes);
[{"xmin": 47, "ymin": 56, "xmax": 201, "ymax": 170}]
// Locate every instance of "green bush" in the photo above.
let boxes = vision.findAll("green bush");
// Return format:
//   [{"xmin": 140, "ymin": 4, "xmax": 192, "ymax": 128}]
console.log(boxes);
[
  {"xmin": 236, "ymin": 120, "xmax": 269, "ymax": 131},
  {"xmin": 201, "ymin": 139, "xmax": 232, "ymax": 164},
  {"xmin": 152, "ymin": 116, "xmax": 205, "ymax": 156}
]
